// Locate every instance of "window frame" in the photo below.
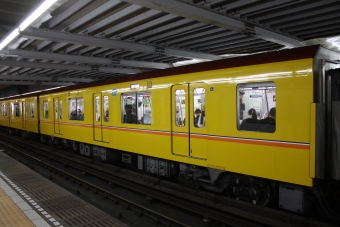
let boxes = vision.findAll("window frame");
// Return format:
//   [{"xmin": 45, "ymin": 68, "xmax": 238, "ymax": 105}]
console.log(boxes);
[
  {"xmin": 121, "ymin": 91, "xmax": 152, "ymax": 125},
  {"xmin": 193, "ymin": 88, "xmax": 205, "ymax": 128},
  {"xmin": 68, "ymin": 97, "xmax": 84, "ymax": 121},
  {"xmin": 175, "ymin": 89, "xmax": 186, "ymax": 127},
  {"xmin": 43, "ymin": 100, "xmax": 49, "ymax": 119},
  {"xmin": 237, "ymin": 82, "xmax": 276, "ymax": 133},
  {"xmin": 30, "ymin": 102, "xmax": 34, "ymax": 118},
  {"xmin": 103, "ymin": 95, "xmax": 109, "ymax": 122},
  {"xmin": 13, "ymin": 103, "xmax": 20, "ymax": 117},
  {"xmin": 2, "ymin": 103, "xmax": 7, "ymax": 116}
]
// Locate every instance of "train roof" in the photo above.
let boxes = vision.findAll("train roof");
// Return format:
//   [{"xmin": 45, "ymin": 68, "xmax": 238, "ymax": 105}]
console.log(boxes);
[{"xmin": 0, "ymin": 45, "xmax": 322, "ymax": 100}]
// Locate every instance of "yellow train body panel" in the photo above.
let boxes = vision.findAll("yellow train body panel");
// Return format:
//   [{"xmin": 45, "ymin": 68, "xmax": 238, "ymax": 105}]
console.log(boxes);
[
  {"xmin": 0, "ymin": 101, "xmax": 9, "ymax": 127},
  {"xmin": 37, "ymin": 58, "xmax": 315, "ymax": 187},
  {"xmin": 0, "ymin": 97, "xmax": 39, "ymax": 133}
]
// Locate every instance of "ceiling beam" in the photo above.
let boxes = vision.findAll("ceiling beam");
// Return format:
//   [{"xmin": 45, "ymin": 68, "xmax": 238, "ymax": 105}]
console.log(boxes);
[
  {"xmin": 20, "ymin": 28, "xmax": 224, "ymax": 60},
  {"xmin": 47, "ymin": 0, "xmax": 93, "ymax": 29},
  {"xmin": 0, "ymin": 74, "xmax": 93, "ymax": 82},
  {"xmin": 1, "ymin": 49, "xmax": 173, "ymax": 69},
  {"xmin": 122, "ymin": 0, "xmax": 303, "ymax": 47},
  {"xmin": 0, "ymin": 81, "xmax": 75, "ymax": 86},
  {"xmin": 49, "ymin": 4, "xmax": 143, "ymax": 52},
  {"xmin": 0, "ymin": 59, "xmax": 148, "ymax": 74}
]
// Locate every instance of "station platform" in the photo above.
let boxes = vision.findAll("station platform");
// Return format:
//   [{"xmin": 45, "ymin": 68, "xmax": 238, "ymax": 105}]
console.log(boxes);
[{"xmin": 0, "ymin": 150, "xmax": 128, "ymax": 227}]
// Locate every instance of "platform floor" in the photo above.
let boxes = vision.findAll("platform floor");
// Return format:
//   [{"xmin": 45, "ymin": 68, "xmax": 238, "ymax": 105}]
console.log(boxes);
[{"xmin": 0, "ymin": 150, "xmax": 128, "ymax": 227}]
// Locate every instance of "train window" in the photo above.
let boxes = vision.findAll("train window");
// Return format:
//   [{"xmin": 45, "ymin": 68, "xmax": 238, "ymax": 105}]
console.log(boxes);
[
  {"xmin": 55, "ymin": 100, "xmax": 58, "ymax": 120},
  {"xmin": 175, "ymin": 90, "xmax": 185, "ymax": 127},
  {"xmin": 22, "ymin": 102, "xmax": 27, "ymax": 118},
  {"xmin": 14, "ymin": 103, "xmax": 20, "ymax": 117},
  {"xmin": 193, "ymin": 88, "xmax": 205, "ymax": 128},
  {"xmin": 69, "ymin": 97, "xmax": 84, "ymax": 120},
  {"xmin": 139, "ymin": 92, "xmax": 152, "ymax": 125},
  {"xmin": 59, "ymin": 100, "xmax": 62, "ymax": 119},
  {"xmin": 237, "ymin": 82, "xmax": 276, "ymax": 133},
  {"xmin": 2, "ymin": 103, "xmax": 7, "ymax": 116},
  {"xmin": 121, "ymin": 92, "xmax": 152, "ymax": 124},
  {"xmin": 95, "ymin": 96, "xmax": 100, "ymax": 122},
  {"xmin": 103, "ymin": 96, "xmax": 109, "ymax": 122},
  {"xmin": 43, "ymin": 101, "xmax": 48, "ymax": 118},
  {"xmin": 30, "ymin": 102, "xmax": 34, "ymax": 118}
]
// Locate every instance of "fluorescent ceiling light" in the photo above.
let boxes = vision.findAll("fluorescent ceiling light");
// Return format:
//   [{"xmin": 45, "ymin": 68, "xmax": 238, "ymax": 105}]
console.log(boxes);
[{"xmin": 0, "ymin": 0, "xmax": 57, "ymax": 51}]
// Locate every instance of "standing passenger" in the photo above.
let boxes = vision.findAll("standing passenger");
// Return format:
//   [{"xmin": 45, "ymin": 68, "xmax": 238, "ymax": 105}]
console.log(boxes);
[
  {"xmin": 141, "ymin": 109, "xmax": 151, "ymax": 125},
  {"xmin": 104, "ymin": 110, "xmax": 109, "ymax": 122},
  {"xmin": 194, "ymin": 109, "xmax": 205, "ymax": 128},
  {"xmin": 239, "ymin": 90, "xmax": 245, "ymax": 120},
  {"xmin": 78, "ymin": 109, "xmax": 84, "ymax": 120},
  {"xmin": 123, "ymin": 104, "xmax": 137, "ymax": 123}
]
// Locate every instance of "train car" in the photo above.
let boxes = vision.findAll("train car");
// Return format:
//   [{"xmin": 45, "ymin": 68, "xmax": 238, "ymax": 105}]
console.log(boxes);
[
  {"xmin": 1, "ymin": 45, "xmax": 340, "ymax": 215},
  {"xmin": 0, "ymin": 100, "xmax": 10, "ymax": 128},
  {"xmin": 0, "ymin": 96, "xmax": 39, "ymax": 138}
]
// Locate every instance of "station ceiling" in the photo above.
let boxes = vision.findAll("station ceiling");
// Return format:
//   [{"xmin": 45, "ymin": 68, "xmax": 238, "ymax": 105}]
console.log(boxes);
[{"xmin": 0, "ymin": 0, "xmax": 339, "ymax": 92}]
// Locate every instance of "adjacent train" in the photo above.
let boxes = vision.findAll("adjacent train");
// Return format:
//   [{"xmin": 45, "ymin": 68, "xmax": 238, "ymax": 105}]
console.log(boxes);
[{"xmin": 1, "ymin": 45, "xmax": 340, "ymax": 216}]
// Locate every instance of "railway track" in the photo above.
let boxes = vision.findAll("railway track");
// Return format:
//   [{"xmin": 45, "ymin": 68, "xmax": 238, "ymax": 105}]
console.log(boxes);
[{"xmin": 0, "ymin": 132, "xmax": 336, "ymax": 227}]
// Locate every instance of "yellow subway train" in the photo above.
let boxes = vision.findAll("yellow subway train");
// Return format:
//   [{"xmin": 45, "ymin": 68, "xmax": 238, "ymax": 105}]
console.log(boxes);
[{"xmin": 1, "ymin": 45, "xmax": 340, "ymax": 215}]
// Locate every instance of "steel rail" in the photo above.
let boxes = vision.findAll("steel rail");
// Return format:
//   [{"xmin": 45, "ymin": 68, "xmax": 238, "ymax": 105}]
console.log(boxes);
[
  {"xmin": 0, "ymin": 140, "xmax": 189, "ymax": 227},
  {"xmin": 0, "ymin": 133, "xmax": 336, "ymax": 227}
]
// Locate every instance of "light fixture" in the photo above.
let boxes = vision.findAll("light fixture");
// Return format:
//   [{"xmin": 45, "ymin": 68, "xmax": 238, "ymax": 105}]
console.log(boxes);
[{"xmin": 0, "ymin": 0, "xmax": 57, "ymax": 51}]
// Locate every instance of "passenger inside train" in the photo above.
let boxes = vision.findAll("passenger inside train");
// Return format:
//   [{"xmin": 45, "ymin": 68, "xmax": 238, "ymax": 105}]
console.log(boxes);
[
  {"xmin": 104, "ymin": 110, "xmax": 109, "ymax": 122},
  {"xmin": 123, "ymin": 104, "xmax": 137, "ymax": 124},
  {"xmin": 237, "ymin": 82, "xmax": 276, "ymax": 133},
  {"xmin": 78, "ymin": 109, "xmax": 84, "ymax": 121},
  {"xmin": 194, "ymin": 109, "xmax": 205, "ymax": 128},
  {"xmin": 141, "ymin": 109, "xmax": 151, "ymax": 125},
  {"xmin": 240, "ymin": 108, "xmax": 259, "ymax": 131},
  {"xmin": 258, "ymin": 107, "xmax": 276, "ymax": 132}
]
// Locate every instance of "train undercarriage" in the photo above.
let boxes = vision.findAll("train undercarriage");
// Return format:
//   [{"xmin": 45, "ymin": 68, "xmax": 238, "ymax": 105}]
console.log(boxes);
[{"xmin": 1, "ymin": 126, "xmax": 339, "ymax": 220}]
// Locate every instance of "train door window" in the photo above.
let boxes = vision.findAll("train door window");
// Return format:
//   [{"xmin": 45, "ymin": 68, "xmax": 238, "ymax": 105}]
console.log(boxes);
[
  {"xmin": 55, "ymin": 100, "xmax": 58, "ymax": 119},
  {"xmin": 77, "ymin": 97, "xmax": 84, "ymax": 120},
  {"xmin": 2, "ymin": 103, "xmax": 7, "ymax": 116},
  {"xmin": 30, "ymin": 102, "xmax": 34, "ymax": 118},
  {"xmin": 43, "ymin": 101, "xmax": 48, "ymax": 118},
  {"xmin": 59, "ymin": 100, "xmax": 62, "ymax": 119},
  {"xmin": 138, "ymin": 92, "xmax": 152, "ymax": 125},
  {"xmin": 10, "ymin": 103, "xmax": 13, "ymax": 116},
  {"xmin": 121, "ymin": 93, "xmax": 137, "ymax": 124},
  {"xmin": 237, "ymin": 82, "xmax": 276, "ymax": 133},
  {"xmin": 175, "ymin": 89, "xmax": 185, "ymax": 127},
  {"xmin": 95, "ymin": 96, "xmax": 100, "ymax": 122},
  {"xmin": 103, "ymin": 96, "xmax": 109, "ymax": 122},
  {"xmin": 23, "ymin": 103, "xmax": 26, "ymax": 118},
  {"xmin": 121, "ymin": 92, "xmax": 152, "ymax": 124},
  {"xmin": 14, "ymin": 103, "xmax": 20, "ymax": 117},
  {"xmin": 193, "ymin": 88, "xmax": 205, "ymax": 128},
  {"xmin": 69, "ymin": 97, "xmax": 84, "ymax": 120}
]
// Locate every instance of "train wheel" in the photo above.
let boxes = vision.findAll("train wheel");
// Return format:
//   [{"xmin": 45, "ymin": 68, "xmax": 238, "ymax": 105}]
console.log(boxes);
[
  {"xmin": 71, "ymin": 141, "xmax": 78, "ymax": 153},
  {"xmin": 48, "ymin": 136, "xmax": 55, "ymax": 147}
]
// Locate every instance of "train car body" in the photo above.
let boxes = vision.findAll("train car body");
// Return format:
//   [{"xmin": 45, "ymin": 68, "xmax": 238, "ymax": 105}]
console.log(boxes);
[
  {"xmin": 0, "ymin": 96, "xmax": 39, "ymax": 136},
  {"xmin": 0, "ymin": 100, "xmax": 10, "ymax": 128},
  {"xmin": 1, "ymin": 45, "xmax": 340, "ymax": 214}
]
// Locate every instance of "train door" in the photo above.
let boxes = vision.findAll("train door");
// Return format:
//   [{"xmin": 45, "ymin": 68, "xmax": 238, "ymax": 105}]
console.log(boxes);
[
  {"xmin": 171, "ymin": 84, "xmax": 208, "ymax": 159},
  {"xmin": 172, "ymin": 85, "xmax": 189, "ymax": 156},
  {"xmin": 327, "ymin": 67, "xmax": 340, "ymax": 180},
  {"xmin": 22, "ymin": 102, "xmax": 27, "ymax": 129},
  {"xmin": 9, "ymin": 102, "xmax": 12, "ymax": 126},
  {"xmin": 189, "ymin": 85, "xmax": 207, "ymax": 159},
  {"xmin": 93, "ymin": 93, "xmax": 109, "ymax": 143},
  {"xmin": 1, "ymin": 102, "xmax": 9, "ymax": 126},
  {"xmin": 53, "ymin": 98, "xmax": 60, "ymax": 134}
]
